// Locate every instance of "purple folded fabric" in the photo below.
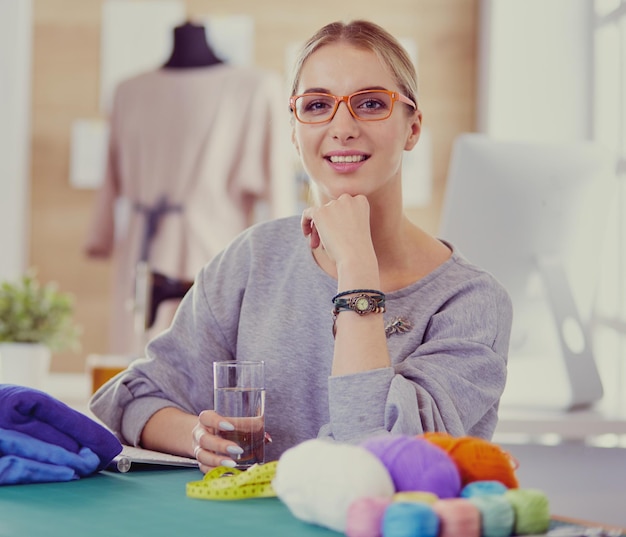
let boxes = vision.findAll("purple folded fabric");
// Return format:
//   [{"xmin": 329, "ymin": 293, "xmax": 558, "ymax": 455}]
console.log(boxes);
[{"xmin": 0, "ymin": 384, "xmax": 122, "ymax": 471}]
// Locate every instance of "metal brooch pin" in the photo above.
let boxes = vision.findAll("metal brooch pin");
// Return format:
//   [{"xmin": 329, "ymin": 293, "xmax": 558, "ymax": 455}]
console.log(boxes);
[{"xmin": 384, "ymin": 317, "xmax": 413, "ymax": 338}]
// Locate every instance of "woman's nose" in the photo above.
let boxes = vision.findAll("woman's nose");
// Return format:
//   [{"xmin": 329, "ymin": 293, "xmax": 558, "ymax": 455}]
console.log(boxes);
[{"xmin": 328, "ymin": 101, "xmax": 359, "ymax": 140}]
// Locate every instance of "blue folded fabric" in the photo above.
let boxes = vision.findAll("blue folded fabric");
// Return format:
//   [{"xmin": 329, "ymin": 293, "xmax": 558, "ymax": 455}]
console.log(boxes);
[
  {"xmin": 0, "ymin": 428, "xmax": 101, "ymax": 484},
  {"xmin": 0, "ymin": 384, "xmax": 122, "ymax": 472},
  {"xmin": 0, "ymin": 456, "xmax": 77, "ymax": 485}
]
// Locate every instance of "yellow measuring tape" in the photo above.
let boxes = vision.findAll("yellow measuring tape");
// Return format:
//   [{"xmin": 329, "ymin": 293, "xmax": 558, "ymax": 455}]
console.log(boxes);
[{"xmin": 186, "ymin": 461, "xmax": 278, "ymax": 500}]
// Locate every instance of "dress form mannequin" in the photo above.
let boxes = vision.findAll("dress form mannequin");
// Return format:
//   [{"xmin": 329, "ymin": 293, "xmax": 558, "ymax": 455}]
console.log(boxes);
[
  {"xmin": 163, "ymin": 21, "xmax": 222, "ymax": 69},
  {"xmin": 86, "ymin": 19, "xmax": 289, "ymax": 356}
]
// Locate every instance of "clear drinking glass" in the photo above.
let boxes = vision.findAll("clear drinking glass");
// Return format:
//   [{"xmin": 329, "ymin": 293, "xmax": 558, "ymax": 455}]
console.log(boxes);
[{"xmin": 213, "ymin": 360, "xmax": 265, "ymax": 468}]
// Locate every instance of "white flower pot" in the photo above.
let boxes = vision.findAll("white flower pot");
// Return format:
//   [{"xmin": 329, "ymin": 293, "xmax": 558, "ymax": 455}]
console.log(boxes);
[{"xmin": 0, "ymin": 342, "xmax": 51, "ymax": 390}]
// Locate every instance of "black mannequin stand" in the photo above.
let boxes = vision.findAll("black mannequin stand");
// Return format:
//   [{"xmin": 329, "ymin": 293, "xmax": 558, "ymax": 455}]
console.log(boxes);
[{"xmin": 163, "ymin": 21, "xmax": 222, "ymax": 69}]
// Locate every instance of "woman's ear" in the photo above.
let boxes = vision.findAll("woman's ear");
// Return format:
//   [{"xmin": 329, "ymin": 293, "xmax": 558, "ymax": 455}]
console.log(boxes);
[{"xmin": 404, "ymin": 109, "xmax": 422, "ymax": 151}]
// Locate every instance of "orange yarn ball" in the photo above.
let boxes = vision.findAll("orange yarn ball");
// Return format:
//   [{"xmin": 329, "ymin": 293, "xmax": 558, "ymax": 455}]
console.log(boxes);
[{"xmin": 421, "ymin": 433, "xmax": 519, "ymax": 489}]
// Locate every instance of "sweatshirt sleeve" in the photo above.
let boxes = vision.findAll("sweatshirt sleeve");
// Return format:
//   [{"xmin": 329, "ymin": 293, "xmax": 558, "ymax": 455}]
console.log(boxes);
[
  {"xmin": 320, "ymin": 272, "xmax": 512, "ymax": 443},
  {"xmin": 88, "ymin": 252, "xmax": 243, "ymax": 445}
]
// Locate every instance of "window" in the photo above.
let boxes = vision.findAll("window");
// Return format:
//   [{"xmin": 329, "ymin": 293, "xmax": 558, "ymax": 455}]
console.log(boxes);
[{"xmin": 593, "ymin": 0, "xmax": 626, "ymax": 420}]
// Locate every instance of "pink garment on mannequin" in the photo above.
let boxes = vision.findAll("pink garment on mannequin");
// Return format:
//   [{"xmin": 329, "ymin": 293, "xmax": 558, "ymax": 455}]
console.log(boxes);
[{"xmin": 85, "ymin": 65, "xmax": 293, "ymax": 355}]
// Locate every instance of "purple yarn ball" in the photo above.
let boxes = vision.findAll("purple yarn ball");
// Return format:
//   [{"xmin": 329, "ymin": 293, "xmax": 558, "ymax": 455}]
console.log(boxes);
[{"xmin": 361, "ymin": 435, "xmax": 461, "ymax": 498}]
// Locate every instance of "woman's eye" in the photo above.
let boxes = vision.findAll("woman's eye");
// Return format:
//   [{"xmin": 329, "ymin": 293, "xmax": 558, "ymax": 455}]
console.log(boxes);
[
  {"xmin": 358, "ymin": 98, "xmax": 386, "ymax": 110},
  {"xmin": 306, "ymin": 100, "xmax": 332, "ymax": 111}
]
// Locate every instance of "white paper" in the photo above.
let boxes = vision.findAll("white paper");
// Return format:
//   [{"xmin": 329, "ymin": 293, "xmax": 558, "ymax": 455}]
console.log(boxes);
[
  {"xmin": 398, "ymin": 37, "xmax": 418, "ymax": 68},
  {"xmin": 69, "ymin": 119, "xmax": 109, "ymax": 189},
  {"xmin": 202, "ymin": 14, "xmax": 255, "ymax": 67},
  {"xmin": 402, "ymin": 127, "xmax": 433, "ymax": 208},
  {"xmin": 100, "ymin": 0, "xmax": 185, "ymax": 113}
]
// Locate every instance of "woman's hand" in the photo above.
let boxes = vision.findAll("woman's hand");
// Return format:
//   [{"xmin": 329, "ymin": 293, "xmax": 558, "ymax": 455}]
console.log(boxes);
[
  {"xmin": 192, "ymin": 410, "xmax": 244, "ymax": 473},
  {"xmin": 301, "ymin": 194, "xmax": 375, "ymax": 265}
]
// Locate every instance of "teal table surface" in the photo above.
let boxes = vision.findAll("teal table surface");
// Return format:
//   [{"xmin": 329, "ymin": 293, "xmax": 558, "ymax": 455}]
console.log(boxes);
[
  {"xmin": 0, "ymin": 467, "xmax": 341, "ymax": 537},
  {"xmin": 2, "ymin": 468, "xmax": 624, "ymax": 537}
]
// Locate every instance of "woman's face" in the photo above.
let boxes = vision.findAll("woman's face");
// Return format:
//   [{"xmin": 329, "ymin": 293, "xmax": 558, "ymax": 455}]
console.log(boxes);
[{"xmin": 292, "ymin": 42, "xmax": 421, "ymax": 204}]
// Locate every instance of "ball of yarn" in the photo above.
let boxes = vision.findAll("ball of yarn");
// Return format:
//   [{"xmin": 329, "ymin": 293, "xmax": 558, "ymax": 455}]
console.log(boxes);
[
  {"xmin": 467, "ymin": 494, "xmax": 515, "ymax": 537},
  {"xmin": 393, "ymin": 491, "xmax": 438, "ymax": 505},
  {"xmin": 382, "ymin": 501, "xmax": 440, "ymax": 537},
  {"xmin": 422, "ymin": 432, "xmax": 519, "ymax": 488},
  {"xmin": 460, "ymin": 480, "xmax": 509, "ymax": 498},
  {"xmin": 361, "ymin": 434, "xmax": 461, "ymax": 498},
  {"xmin": 432, "ymin": 498, "xmax": 481, "ymax": 537},
  {"xmin": 273, "ymin": 439, "xmax": 395, "ymax": 533},
  {"xmin": 346, "ymin": 497, "xmax": 392, "ymax": 537},
  {"xmin": 504, "ymin": 488, "xmax": 550, "ymax": 535}
]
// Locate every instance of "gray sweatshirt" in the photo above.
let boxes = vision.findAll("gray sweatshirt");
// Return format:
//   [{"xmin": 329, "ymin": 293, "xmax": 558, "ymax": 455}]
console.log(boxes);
[{"xmin": 90, "ymin": 216, "xmax": 512, "ymax": 461}]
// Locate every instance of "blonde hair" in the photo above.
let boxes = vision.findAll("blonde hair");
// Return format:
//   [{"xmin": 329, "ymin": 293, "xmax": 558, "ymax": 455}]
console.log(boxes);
[{"xmin": 290, "ymin": 20, "xmax": 418, "ymax": 107}]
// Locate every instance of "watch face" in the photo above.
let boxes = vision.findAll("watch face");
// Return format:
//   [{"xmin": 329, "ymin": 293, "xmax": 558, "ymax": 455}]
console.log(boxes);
[{"xmin": 354, "ymin": 296, "xmax": 371, "ymax": 312}]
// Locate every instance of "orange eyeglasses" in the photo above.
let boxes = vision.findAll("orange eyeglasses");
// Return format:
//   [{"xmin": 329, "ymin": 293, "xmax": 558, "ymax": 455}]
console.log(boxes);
[{"xmin": 289, "ymin": 89, "xmax": 417, "ymax": 124}]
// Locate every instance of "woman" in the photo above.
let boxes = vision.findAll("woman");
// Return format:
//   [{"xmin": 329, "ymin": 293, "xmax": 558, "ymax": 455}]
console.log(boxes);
[{"xmin": 90, "ymin": 19, "xmax": 512, "ymax": 473}]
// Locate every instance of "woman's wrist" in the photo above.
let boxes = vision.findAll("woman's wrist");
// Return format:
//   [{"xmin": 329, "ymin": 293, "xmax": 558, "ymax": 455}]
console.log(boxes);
[
  {"xmin": 141, "ymin": 407, "xmax": 198, "ymax": 458},
  {"xmin": 335, "ymin": 257, "xmax": 380, "ymax": 291}
]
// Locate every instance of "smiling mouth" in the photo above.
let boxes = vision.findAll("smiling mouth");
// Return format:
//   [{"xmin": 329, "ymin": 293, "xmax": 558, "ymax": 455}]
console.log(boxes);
[{"xmin": 327, "ymin": 155, "xmax": 369, "ymax": 164}]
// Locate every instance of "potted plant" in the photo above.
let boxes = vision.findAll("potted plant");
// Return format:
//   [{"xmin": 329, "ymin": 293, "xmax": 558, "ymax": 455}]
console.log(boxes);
[{"xmin": 0, "ymin": 270, "xmax": 80, "ymax": 389}]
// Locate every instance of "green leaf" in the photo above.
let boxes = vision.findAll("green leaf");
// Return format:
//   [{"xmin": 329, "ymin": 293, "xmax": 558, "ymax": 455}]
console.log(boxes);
[{"xmin": 0, "ymin": 269, "xmax": 81, "ymax": 352}]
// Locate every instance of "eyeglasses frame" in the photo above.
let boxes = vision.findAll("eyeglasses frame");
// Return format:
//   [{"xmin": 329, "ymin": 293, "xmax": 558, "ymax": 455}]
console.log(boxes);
[{"xmin": 289, "ymin": 89, "xmax": 417, "ymax": 125}]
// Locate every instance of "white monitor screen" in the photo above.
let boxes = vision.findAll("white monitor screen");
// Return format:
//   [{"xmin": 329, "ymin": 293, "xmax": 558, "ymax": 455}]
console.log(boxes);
[{"xmin": 439, "ymin": 133, "xmax": 616, "ymax": 409}]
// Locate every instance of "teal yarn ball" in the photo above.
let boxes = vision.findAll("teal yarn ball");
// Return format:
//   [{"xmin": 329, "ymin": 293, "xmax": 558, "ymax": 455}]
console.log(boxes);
[
  {"xmin": 504, "ymin": 488, "xmax": 550, "ymax": 535},
  {"xmin": 382, "ymin": 501, "xmax": 440, "ymax": 537},
  {"xmin": 467, "ymin": 494, "xmax": 515, "ymax": 537},
  {"xmin": 461, "ymin": 480, "xmax": 509, "ymax": 498}
]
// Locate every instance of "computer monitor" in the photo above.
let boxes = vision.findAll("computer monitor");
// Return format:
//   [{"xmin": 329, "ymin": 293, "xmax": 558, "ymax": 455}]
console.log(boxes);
[{"xmin": 439, "ymin": 133, "xmax": 616, "ymax": 410}]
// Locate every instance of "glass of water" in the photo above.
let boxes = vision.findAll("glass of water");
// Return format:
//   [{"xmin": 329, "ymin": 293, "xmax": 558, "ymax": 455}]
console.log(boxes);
[{"xmin": 213, "ymin": 360, "xmax": 265, "ymax": 468}]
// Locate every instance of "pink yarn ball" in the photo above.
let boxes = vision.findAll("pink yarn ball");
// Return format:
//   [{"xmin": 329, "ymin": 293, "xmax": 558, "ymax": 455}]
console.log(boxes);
[
  {"xmin": 361, "ymin": 435, "xmax": 461, "ymax": 498},
  {"xmin": 433, "ymin": 498, "xmax": 481, "ymax": 537},
  {"xmin": 346, "ymin": 497, "xmax": 392, "ymax": 537}
]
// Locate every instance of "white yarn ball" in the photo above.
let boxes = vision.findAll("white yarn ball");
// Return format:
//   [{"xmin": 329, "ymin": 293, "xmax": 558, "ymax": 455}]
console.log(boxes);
[{"xmin": 272, "ymin": 439, "xmax": 395, "ymax": 532}]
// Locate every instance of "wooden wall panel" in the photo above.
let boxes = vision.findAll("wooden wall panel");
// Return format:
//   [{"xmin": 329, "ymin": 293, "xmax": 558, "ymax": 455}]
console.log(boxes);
[{"xmin": 31, "ymin": 0, "xmax": 478, "ymax": 371}]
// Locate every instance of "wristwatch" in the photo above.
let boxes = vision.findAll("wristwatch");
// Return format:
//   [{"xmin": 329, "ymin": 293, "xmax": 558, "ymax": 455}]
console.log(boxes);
[{"xmin": 333, "ymin": 293, "xmax": 385, "ymax": 316}]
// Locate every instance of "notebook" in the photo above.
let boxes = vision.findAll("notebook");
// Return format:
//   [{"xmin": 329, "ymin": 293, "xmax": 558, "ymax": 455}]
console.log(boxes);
[{"xmin": 107, "ymin": 445, "xmax": 198, "ymax": 472}]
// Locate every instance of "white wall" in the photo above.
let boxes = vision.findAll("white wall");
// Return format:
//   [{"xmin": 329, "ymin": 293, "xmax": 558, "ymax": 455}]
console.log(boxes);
[
  {"xmin": 478, "ymin": 0, "xmax": 592, "ymax": 142},
  {"xmin": 0, "ymin": 0, "xmax": 32, "ymax": 281}
]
